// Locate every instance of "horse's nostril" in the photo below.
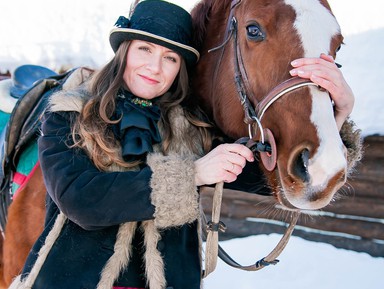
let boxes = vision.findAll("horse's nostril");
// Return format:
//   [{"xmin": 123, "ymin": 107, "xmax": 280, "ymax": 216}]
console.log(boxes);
[{"xmin": 292, "ymin": 148, "xmax": 310, "ymax": 183}]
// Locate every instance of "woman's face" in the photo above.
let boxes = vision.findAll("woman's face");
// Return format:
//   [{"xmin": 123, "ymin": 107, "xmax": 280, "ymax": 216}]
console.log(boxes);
[{"xmin": 123, "ymin": 40, "xmax": 181, "ymax": 99}]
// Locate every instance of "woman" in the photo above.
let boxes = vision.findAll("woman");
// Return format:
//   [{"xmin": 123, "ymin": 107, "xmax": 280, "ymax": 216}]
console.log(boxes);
[{"xmin": 10, "ymin": 1, "xmax": 355, "ymax": 289}]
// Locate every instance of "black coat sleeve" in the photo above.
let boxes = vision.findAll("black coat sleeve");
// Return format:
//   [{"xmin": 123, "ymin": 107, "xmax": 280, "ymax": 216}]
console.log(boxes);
[{"xmin": 38, "ymin": 111, "xmax": 156, "ymax": 230}]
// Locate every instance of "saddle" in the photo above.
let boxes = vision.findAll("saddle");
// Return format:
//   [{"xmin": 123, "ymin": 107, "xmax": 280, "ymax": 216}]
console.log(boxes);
[
  {"xmin": 0, "ymin": 65, "xmax": 57, "ymax": 114},
  {"xmin": 10, "ymin": 65, "xmax": 57, "ymax": 98},
  {"xmin": 0, "ymin": 65, "xmax": 79, "ymax": 233}
]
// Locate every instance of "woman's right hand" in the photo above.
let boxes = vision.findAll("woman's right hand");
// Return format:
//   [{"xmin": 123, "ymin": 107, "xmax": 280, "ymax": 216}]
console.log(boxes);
[
  {"xmin": 194, "ymin": 144, "xmax": 254, "ymax": 186},
  {"xmin": 290, "ymin": 53, "xmax": 355, "ymax": 130}
]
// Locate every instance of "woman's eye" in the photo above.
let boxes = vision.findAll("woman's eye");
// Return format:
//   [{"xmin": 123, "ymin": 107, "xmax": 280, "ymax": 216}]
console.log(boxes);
[
  {"xmin": 165, "ymin": 56, "xmax": 177, "ymax": 63},
  {"xmin": 138, "ymin": 46, "xmax": 151, "ymax": 52}
]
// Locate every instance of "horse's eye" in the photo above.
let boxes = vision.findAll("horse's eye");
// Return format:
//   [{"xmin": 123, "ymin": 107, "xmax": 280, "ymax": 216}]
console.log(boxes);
[
  {"xmin": 246, "ymin": 24, "xmax": 265, "ymax": 41},
  {"xmin": 336, "ymin": 45, "xmax": 342, "ymax": 53}
]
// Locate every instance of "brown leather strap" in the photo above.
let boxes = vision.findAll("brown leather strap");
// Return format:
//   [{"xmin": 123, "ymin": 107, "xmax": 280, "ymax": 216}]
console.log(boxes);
[
  {"xmin": 202, "ymin": 181, "xmax": 300, "ymax": 277},
  {"xmin": 209, "ymin": 0, "xmax": 242, "ymax": 104},
  {"xmin": 217, "ymin": 211, "xmax": 300, "ymax": 271},
  {"xmin": 256, "ymin": 77, "xmax": 318, "ymax": 119}
]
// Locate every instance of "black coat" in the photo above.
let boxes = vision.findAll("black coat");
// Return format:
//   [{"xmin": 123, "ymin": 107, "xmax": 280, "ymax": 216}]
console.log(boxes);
[
  {"xmin": 19, "ymin": 108, "xmax": 202, "ymax": 288},
  {"xmin": 14, "ymin": 76, "xmax": 269, "ymax": 289}
]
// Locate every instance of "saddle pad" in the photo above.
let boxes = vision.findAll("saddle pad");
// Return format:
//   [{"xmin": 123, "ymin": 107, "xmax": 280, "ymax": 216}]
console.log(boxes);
[
  {"xmin": 11, "ymin": 140, "xmax": 39, "ymax": 197},
  {"xmin": 0, "ymin": 111, "xmax": 10, "ymax": 135}
]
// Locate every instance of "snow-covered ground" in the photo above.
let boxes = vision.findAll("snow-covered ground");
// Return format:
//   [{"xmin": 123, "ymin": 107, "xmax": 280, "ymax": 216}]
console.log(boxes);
[
  {"xmin": 204, "ymin": 234, "xmax": 384, "ymax": 289},
  {"xmin": 1, "ymin": 1, "xmax": 383, "ymax": 288}
]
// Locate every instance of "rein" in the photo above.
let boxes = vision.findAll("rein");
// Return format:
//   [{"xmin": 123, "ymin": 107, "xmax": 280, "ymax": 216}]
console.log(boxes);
[{"xmin": 202, "ymin": 0, "xmax": 324, "ymax": 277}]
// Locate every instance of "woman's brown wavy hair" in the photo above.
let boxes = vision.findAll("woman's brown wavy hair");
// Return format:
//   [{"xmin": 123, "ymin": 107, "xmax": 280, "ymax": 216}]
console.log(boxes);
[{"xmin": 71, "ymin": 41, "xmax": 213, "ymax": 171}]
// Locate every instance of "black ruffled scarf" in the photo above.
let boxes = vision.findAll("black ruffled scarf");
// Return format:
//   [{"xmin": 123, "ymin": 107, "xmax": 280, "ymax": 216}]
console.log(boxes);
[{"xmin": 114, "ymin": 89, "xmax": 161, "ymax": 162}]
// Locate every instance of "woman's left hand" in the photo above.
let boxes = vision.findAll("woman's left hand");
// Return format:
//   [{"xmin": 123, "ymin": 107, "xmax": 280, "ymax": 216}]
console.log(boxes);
[
  {"xmin": 194, "ymin": 143, "xmax": 254, "ymax": 186},
  {"xmin": 289, "ymin": 53, "xmax": 355, "ymax": 130}
]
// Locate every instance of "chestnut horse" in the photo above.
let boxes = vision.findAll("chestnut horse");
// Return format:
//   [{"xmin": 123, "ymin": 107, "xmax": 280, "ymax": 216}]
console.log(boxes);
[
  {"xmin": 0, "ymin": 0, "xmax": 354, "ymax": 287},
  {"xmin": 191, "ymin": 0, "xmax": 348, "ymax": 210}
]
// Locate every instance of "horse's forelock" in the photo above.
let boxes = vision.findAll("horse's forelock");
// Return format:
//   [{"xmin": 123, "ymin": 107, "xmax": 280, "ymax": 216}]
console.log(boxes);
[
  {"xmin": 191, "ymin": 0, "xmax": 232, "ymax": 52},
  {"xmin": 191, "ymin": 1, "xmax": 210, "ymax": 51}
]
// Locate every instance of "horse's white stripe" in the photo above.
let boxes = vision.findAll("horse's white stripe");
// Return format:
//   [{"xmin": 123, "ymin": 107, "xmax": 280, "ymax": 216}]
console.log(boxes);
[
  {"xmin": 284, "ymin": 0, "xmax": 340, "ymax": 57},
  {"xmin": 308, "ymin": 87, "xmax": 346, "ymax": 187},
  {"xmin": 285, "ymin": 0, "xmax": 346, "ymax": 190}
]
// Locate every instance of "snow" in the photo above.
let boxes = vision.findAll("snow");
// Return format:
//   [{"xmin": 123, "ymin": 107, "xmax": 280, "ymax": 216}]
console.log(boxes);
[
  {"xmin": 203, "ymin": 234, "xmax": 384, "ymax": 289},
  {"xmin": 0, "ymin": 0, "xmax": 383, "ymax": 288}
]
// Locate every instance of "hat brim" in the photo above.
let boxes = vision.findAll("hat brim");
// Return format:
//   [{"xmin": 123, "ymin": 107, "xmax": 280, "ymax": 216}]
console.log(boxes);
[{"xmin": 110, "ymin": 28, "xmax": 200, "ymax": 66}]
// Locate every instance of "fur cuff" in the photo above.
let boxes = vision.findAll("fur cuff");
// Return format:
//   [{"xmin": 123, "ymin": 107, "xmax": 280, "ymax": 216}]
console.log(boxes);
[
  {"xmin": 147, "ymin": 153, "xmax": 199, "ymax": 228},
  {"xmin": 340, "ymin": 118, "xmax": 363, "ymax": 175}
]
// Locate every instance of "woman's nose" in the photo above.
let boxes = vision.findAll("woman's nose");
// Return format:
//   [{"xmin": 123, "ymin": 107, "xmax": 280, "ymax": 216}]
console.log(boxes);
[{"xmin": 146, "ymin": 55, "xmax": 162, "ymax": 73}]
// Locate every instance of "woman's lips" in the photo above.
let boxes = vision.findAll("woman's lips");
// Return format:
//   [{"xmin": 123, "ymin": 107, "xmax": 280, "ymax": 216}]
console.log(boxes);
[{"xmin": 139, "ymin": 74, "xmax": 159, "ymax": 84}]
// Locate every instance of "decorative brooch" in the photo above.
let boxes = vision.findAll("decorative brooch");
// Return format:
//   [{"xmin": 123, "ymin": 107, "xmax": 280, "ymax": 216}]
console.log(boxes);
[{"xmin": 130, "ymin": 97, "xmax": 153, "ymax": 107}]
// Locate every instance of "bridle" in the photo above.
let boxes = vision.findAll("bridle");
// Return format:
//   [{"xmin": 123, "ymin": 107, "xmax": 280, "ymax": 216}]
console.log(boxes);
[
  {"xmin": 209, "ymin": 0, "xmax": 320, "ymax": 171},
  {"xmin": 202, "ymin": 0, "xmax": 323, "ymax": 278}
]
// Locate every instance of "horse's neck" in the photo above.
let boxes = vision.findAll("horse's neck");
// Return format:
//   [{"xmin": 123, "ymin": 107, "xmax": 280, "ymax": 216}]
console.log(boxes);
[{"xmin": 0, "ymin": 79, "xmax": 17, "ymax": 114}]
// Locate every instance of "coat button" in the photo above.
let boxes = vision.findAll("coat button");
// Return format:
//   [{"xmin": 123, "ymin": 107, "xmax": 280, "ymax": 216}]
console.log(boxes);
[{"xmin": 157, "ymin": 240, "xmax": 165, "ymax": 251}]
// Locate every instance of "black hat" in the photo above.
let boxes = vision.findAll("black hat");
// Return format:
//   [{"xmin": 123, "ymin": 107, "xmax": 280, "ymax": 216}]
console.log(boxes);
[{"xmin": 109, "ymin": 0, "xmax": 200, "ymax": 67}]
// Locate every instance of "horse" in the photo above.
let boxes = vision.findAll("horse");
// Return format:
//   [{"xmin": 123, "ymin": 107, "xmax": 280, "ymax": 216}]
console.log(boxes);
[
  {"xmin": 191, "ymin": 0, "xmax": 359, "ymax": 210},
  {"xmin": 0, "ymin": 0, "xmax": 361, "ymax": 287}
]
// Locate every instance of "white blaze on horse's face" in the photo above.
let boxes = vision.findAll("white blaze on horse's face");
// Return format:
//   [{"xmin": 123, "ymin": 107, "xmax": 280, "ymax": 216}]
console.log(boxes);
[{"xmin": 283, "ymin": 0, "xmax": 347, "ymax": 210}]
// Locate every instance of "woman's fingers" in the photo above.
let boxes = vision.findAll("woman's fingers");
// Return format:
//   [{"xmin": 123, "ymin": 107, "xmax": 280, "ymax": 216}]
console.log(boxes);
[
  {"xmin": 194, "ymin": 144, "xmax": 254, "ymax": 186},
  {"xmin": 225, "ymin": 160, "xmax": 243, "ymax": 175},
  {"xmin": 290, "ymin": 54, "xmax": 338, "ymax": 81},
  {"xmin": 289, "ymin": 53, "xmax": 355, "ymax": 130},
  {"xmin": 221, "ymin": 143, "xmax": 255, "ymax": 163}
]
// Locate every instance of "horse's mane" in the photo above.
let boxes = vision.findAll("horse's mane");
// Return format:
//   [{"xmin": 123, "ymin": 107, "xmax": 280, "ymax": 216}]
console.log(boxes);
[{"xmin": 191, "ymin": 0, "xmax": 231, "ymax": 52}]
